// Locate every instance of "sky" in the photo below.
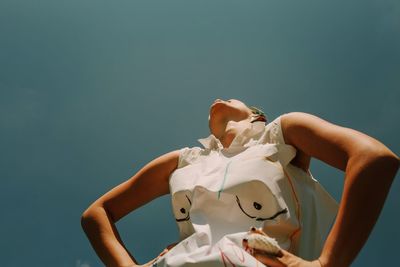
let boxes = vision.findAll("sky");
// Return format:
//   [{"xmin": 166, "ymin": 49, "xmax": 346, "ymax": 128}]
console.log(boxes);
[{"xmin": 0, "ymin": 0, "xmax": 399, "ymax": 266}]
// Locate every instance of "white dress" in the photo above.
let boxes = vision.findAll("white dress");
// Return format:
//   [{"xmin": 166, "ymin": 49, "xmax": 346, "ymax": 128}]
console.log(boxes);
[{"xmin": 155, "ymin": 116, "xmax": 338, "ymax": 267}]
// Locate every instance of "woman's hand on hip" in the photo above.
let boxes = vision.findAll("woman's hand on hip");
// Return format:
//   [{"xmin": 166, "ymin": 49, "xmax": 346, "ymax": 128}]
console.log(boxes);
[
  {"xmin": 126, "ymin": 242, "xmax": 178, "ymax": 267},
  {"xmin": 252, "ymin": 248, "xmax": 322, "ymax": 267}
]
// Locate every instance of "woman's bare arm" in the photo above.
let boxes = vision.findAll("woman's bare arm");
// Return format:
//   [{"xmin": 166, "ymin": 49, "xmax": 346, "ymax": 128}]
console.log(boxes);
[
  {"xmin": 81, "ymin": 150, "xmax": 180, "ymax": 267},
  {"xmin": 281, "ymin": 112, "xmax": 399, "ymax": 267}
]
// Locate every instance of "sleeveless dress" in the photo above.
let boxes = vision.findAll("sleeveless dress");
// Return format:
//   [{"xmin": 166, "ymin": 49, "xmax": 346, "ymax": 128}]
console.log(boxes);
[{"xmin": 154, "ymin": 116, "xmax": 338, "ymax": 267}]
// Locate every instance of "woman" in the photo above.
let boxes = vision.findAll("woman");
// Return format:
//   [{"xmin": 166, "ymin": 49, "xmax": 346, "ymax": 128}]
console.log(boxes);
[{"xmin": 81, "ymin": 99, "xmax": 399, "ymax": 267}]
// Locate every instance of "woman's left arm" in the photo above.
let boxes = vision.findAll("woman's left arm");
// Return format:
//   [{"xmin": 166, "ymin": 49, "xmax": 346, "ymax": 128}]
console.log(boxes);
[{"xmin": 279, "ymin": 112, "xmax": 399, "ymax": 267}]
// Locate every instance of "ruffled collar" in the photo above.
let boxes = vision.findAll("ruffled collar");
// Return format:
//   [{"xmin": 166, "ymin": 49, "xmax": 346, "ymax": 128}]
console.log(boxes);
[{"xmin": 197, "ymin": 121, "xmax": 266, "ymax": 150}]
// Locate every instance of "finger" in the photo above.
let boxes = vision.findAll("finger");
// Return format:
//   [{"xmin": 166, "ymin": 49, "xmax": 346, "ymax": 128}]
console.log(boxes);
[
  {"xmin": 253, "ymin": 252, "xmax": 286, "ymax": 267},
  {"xmin": 252, "ymin": 248, "xmax": 284, "ymax": 258},
  {"xmin": 142, "ymin": 257, "xmax": 158, "ymax": 267},
  {"xmin": 278, "ymin": 249, "xmax": 291, "ymax": 257},
  {"xmin": 158, "ymin": 248, "xmax": 169, "ymax": 257},
  {"xmin": 166, "ymin": 242, "xmax": 178, "ymax": 250}
]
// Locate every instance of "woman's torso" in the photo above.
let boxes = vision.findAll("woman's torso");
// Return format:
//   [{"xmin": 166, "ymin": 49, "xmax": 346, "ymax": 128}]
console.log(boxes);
[{"xmin": 155, "ymin": 117, "xmax": 338, "ymax": 267}]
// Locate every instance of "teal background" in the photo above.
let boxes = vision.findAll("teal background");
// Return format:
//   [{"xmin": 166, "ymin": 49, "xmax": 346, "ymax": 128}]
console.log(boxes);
[{"xmin": 0, "ymin": 1, "xmax": 399, "ymax": 266}]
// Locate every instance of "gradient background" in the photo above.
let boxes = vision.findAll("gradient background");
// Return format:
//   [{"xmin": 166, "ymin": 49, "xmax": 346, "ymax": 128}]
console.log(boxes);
[{"xmin": 0, "ymin": 1, "xmax": 399, "ymax": 266}]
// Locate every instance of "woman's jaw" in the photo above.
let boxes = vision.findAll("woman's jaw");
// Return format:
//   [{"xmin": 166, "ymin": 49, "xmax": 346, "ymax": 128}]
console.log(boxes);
[{"xmin": 208, "ymin": 99, "xmax": 254, "ymax": 147}]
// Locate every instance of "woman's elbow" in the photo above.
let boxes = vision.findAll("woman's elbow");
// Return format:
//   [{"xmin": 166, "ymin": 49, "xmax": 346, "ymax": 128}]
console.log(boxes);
[
  {"xmin": 81, "ymin": 206, "xmax": 103, "ymax": 232},
  {"xmin": 376, "ymin": 150, "xmax": 400, "ymax": 179},
  {"xmin": 360, "ymin": 145, "xmax": 399, "ymax": 180},
  {"xmin": 371, "ymin": 143, "xmax": 399, "ymax": 168},
  {"xmin": 348, "ymin": 140, "xmax": 399, "ymax": 181},
  {"xmin": 81, "ymin": 208, "xmax": 94, "ymax": 232}
]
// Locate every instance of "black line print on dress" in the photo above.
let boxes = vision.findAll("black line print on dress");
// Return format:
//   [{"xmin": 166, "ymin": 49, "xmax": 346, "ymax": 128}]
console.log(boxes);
[
  {"xmin": 175, "ymin": 195, "xmax": 192, "ymax": 222},
  {"xmin": 235, "ymin": 195, "xmax": 288, "ymax": 221}
]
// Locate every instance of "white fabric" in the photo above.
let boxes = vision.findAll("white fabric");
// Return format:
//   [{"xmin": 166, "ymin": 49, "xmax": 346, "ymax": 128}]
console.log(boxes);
[{"xmin": 155, "ymin": 116, "xmax": 338, "ymax": 266}]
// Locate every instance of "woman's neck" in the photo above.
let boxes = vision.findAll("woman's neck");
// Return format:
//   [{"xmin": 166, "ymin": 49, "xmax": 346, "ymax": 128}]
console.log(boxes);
[{"xmin": 216, "ymin": 119, "xmax": 252, "ymax": 148}]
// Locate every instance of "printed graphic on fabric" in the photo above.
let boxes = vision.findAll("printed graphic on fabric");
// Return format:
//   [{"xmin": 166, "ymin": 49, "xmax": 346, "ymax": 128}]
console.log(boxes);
[
  {"xmin": 173, "ymin": 193, "xmax": 192, "ymax": 222},
  {"xmin": 228, "ymin": 180, "xmax": 288, "ymax": 223},
  {"xmin": 236, "ymin": 195, "xmax": 288, "ymax": 221}
]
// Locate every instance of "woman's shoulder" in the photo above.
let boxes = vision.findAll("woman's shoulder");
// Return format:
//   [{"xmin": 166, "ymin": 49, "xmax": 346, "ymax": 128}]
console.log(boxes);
[
  {"xmin": 267, "ymin": 112, "xmax": 319, "ymax": 144},
  {"xmin": 262, "ymin": 114, "xmax": 287, "ymax": 145},
  {"xmin": 177, "ymin": 146, "xmax": 209, "ymax": 168}
]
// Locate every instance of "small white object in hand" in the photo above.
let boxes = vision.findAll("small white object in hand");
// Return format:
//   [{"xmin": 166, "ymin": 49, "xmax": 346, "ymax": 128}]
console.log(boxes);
[{"xmin": 242, "ymin": 227, "xmax": 281, "ymax": 256}]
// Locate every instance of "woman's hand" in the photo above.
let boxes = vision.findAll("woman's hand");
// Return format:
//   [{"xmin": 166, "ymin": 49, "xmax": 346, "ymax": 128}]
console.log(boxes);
[
  {"xmin": 124, "ymin": 250, "xmax": 166, "ymax": 267},
  {"xmin": 127, "ymin": 242, "xmax": 178, "ymax": 267},
  {"xmin": 252, "ymin": 248, "xmax": 321, "ymax": 267}
]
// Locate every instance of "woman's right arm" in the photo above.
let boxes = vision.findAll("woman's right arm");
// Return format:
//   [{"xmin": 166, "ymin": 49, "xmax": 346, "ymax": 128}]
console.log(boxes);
[{"xmin": 81, "ymin": 150, "xmax": 180, "ymax": 267}]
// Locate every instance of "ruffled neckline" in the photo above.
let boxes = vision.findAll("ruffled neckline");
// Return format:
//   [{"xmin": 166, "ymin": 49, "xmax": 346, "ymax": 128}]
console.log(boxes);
[{"xmin": 197, "ymin": 121, "xmax": 266, "ymax": 150}]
